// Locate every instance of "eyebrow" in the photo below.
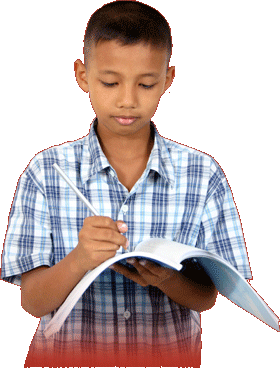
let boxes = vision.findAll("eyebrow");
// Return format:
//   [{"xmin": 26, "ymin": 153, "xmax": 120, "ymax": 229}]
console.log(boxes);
[{"xmin": 99, "ymin": 70, "xmax": 160, "ymax": 78}]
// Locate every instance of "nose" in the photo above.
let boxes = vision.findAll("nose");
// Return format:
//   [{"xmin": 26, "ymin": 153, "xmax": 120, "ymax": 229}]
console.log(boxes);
[{"xmin": 116, "ymin": 84, "xmax": 138, "ymax": 109}]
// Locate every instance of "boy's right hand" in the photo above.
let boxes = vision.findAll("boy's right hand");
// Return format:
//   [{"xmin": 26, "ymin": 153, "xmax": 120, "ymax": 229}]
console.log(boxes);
[{"xmin": 75, "ymin": 216, "xmax": 128, "ymax": 273}]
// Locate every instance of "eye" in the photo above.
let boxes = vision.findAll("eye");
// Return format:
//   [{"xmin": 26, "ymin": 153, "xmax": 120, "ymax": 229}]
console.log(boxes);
[
  {"xmin": 101, "ymin": 81, "xmax": 118, "ymax": 87},
  {"xmin": 100, "ymin": 81, "xmax": 155, "ymax": 89},
  {"xmin": 140, "ymin": 83, "xmax": 156, "ymax": 89}
]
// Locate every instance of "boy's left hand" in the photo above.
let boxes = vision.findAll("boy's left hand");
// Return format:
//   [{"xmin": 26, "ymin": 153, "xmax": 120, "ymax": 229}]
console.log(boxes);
[{"xmin": 109, "ymin": 258, "xmax": 176, "ymax": 288}]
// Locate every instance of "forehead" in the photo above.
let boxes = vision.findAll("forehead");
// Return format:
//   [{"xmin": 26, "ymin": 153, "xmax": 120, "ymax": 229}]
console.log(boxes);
[{"xmin": 87, "ymin": 40, "xmax": 168, "ymax": 75}]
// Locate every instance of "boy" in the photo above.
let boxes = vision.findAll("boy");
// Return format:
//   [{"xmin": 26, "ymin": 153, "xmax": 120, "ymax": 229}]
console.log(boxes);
[{"xmin": 1, "ymin": 1, "xmax": 252, "ymax": 367}]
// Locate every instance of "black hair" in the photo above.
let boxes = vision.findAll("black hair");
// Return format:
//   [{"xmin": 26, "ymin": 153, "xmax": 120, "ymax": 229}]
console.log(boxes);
[{"xmin": 84, "ymin": 1, "xmax": 172, "ymax": 67}]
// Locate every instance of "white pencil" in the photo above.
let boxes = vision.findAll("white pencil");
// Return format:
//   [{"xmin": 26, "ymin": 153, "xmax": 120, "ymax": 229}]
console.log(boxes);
[
  {"xmin": 53, "ymin": 163, "xmax": 99, "ymax": 216},
  {"xmin": 53, "ymin": 163, "xmax": 128, "ymax": 253}
]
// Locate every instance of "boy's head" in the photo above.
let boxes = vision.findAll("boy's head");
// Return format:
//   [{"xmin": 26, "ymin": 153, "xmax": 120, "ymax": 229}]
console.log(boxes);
[
  {"xmin": 84, "ymin": 1, "xmax": 172, "ymax": 69},
  {"xmin": 75, "ymin": 1, "xmax": 175, "ymax": 138}
]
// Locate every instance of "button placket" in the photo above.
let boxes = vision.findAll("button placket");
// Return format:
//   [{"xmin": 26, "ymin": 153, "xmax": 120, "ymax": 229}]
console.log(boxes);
[{"xmin": 116, "ymin": 202, "xmax": 130, "ymax": 253}]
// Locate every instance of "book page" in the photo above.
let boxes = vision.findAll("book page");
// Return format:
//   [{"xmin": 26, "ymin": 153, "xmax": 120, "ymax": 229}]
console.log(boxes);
[{"xmin": 135, "ymin": 238, "xmax": 196, "ymax": 263}]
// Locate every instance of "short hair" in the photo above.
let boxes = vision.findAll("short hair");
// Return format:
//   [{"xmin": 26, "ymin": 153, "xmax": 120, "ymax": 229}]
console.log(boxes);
[{"xmin": 84, "ymin": 1, "xmax": 172, "ymax": 67}]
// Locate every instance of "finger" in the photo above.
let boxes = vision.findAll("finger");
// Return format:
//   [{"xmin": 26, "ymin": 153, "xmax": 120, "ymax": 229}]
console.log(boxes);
[
  {"xmin": 116, "ymin": 221, "xmax": 128, "ymax": 234},
  {"xmin": 138, "ymin": 259, "xmax": 163, "ymax": 274},
  {"xmin": 87, "ymin": 240, "xmax": 122, "ymax": 251},
  {"xmin": 109, "ymin": 263, "xmax": 131, "ymax": 273},
  {"xmin": 126, "ymin": 259, "xmax": 155, "ymax": 276},
  {"xmin": 139, "ymin": 261, "xmax": 176, "ymax": 284},
  {"xmin": 131, "ymin": 259, "xmax": 171, "ymax": 279},
  {"xmin": 84, "ymin": 216, "xmax": 118, "ymax": 230},
  {"xmin": 109, "ymin": 263, "xmax": 147, "ymax": 286},
  {"xmin": 80, "ymin": 225, "xmax": 128, "ymax": 248},
  {"xmin": 83, "ymin": 217, "xmax": 128, "ymax": 249},
  {"xmin": 89, "ymin": 227, "xmax": 127, "ymax": 244}
]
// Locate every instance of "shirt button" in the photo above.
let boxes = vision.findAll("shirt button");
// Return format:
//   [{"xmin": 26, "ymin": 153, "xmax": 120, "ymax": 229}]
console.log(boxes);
[
  {"xmin": 123, "ymin": 310, "xmax": 131, "ymax": 319},
  {"xmin": 122, "ymin": 204, "xmax": 129, "ymax": 213}
]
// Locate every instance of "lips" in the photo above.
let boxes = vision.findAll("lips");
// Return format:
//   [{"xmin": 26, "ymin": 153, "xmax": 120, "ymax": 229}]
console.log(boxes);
[{"xmin": 113, "ymin": 116, "xmax": 138, "ymax": 126}]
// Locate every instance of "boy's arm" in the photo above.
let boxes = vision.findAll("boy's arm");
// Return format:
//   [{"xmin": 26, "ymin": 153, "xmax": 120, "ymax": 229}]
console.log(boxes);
[
  {"xmin": 21, "ymin": 254, "xmax": 87, "ymax": 318},
  {"xmin": 110, "ymin": 259, "xmax": 218, "ymax": 312},
  {"xmin": 21, "ymin": 217, "xmax": 128, "ymax": 318}
]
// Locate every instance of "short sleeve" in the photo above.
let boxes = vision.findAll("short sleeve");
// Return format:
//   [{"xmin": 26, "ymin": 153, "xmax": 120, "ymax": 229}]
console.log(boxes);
[
  {"xmin": 196, "ymin": 160, "xmax": 252, "ymax": 280},
  {"xmin": 1, "ymin": 160, "xmax": 53, "ymax": 286}
]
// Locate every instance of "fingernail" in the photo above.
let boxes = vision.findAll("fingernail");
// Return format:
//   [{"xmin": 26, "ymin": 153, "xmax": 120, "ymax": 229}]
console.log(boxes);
[
  {"xmin": 126, "ymin": 258, "xmax": 135, "ymax": 264},
  {"xmin": 118, "ymin": 223, "xmax": 128, "ymax": 232},
  {"xmin": 125, "ymin": 239, "xmax": 129, "ymax": 248}
]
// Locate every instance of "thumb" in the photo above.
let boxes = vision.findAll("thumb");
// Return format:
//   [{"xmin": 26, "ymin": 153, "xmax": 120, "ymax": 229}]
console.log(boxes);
[{"xmin": 116, "ymin": 221, "xmax": 128, "ymax": 233}]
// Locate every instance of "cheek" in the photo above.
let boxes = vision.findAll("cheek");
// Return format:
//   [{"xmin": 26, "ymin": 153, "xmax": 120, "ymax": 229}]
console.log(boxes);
[
  {"xmin": 144, "ymin": 91, "xmax": 163, "ymax": 113},
  {"xmin": 88, "ymin": 88, "xmax": 108, "ymax": 111}
]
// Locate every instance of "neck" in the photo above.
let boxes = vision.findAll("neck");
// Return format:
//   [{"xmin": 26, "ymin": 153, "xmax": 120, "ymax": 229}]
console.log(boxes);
[{"xmin": 95, "ymin": 122, "xmax": 154, "ymax": 164}]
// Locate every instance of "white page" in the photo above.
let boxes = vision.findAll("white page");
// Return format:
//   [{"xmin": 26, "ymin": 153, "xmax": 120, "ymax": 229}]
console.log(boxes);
[{"xmin": 135, "ymin": 237, "xmax": 194, "ymax": 256}]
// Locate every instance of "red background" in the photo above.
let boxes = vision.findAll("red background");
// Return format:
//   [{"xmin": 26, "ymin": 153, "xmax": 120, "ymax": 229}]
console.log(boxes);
[{"xmin": 0, "ymin": 0, "xmax": 280, "ymax": 368}]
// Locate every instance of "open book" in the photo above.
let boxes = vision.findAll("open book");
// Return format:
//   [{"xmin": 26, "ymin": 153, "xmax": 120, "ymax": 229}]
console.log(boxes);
[{"xmin": 44, "ymin": 238, "xmax": 279, "ymax": 338}]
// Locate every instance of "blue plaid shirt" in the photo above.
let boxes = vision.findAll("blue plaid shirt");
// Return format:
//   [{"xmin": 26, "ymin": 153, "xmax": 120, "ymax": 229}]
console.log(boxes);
[{"xmin": 1, "ymin": 121, "xmax": 251, "ymax": 366}]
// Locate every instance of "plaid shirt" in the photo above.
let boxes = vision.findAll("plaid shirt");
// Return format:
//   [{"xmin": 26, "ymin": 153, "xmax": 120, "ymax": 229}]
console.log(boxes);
[{"xmin": 1, "ymin": 120, "xmax": 251, "ymax": 366}]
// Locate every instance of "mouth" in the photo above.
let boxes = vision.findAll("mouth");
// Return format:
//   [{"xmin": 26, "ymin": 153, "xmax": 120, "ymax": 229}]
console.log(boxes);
[{"xmin": 113, "ymin": 116, "xmax": 138, "ymax": 126}]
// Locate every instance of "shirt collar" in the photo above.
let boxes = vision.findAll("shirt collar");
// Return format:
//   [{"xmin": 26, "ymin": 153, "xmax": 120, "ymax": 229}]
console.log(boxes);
[{"xmin": 80, "ymin": 119, "xmax": 175, "ymax": 187}]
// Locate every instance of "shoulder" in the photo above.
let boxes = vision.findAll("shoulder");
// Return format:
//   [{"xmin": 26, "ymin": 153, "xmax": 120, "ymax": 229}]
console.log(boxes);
[
  {"xmin": 32, "ymin": 135, "xmax": 86, "ymax": 166},
  {"xmin": 157, "ymin": 133, "xmax": 230, "ymax": 201},
  {"xmin": 159, "ymin": 134, "xmax": 224, "ymax": 178},
  {"xmin": 19, "ymin": 135, "xmax": 88, "ymax": 187}
]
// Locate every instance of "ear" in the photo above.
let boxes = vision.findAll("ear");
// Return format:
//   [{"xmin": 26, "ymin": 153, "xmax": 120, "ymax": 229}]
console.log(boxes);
[
  {"xmin": 163, "ymin": 66, "xmax": 175, "ymax": 93},
  {"xmin": 74, "ymin": 59, "xmax": 89, "ymax": 93}
]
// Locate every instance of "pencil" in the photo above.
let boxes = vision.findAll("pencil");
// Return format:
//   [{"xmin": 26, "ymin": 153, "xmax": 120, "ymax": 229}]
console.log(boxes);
[
  {"xmin": 53, "ymin": 163, "xmax": 99, "ymax": 216},
  {"xmin": 53, "ymin": 163, "xmax": 129, "ymax": 253}
]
